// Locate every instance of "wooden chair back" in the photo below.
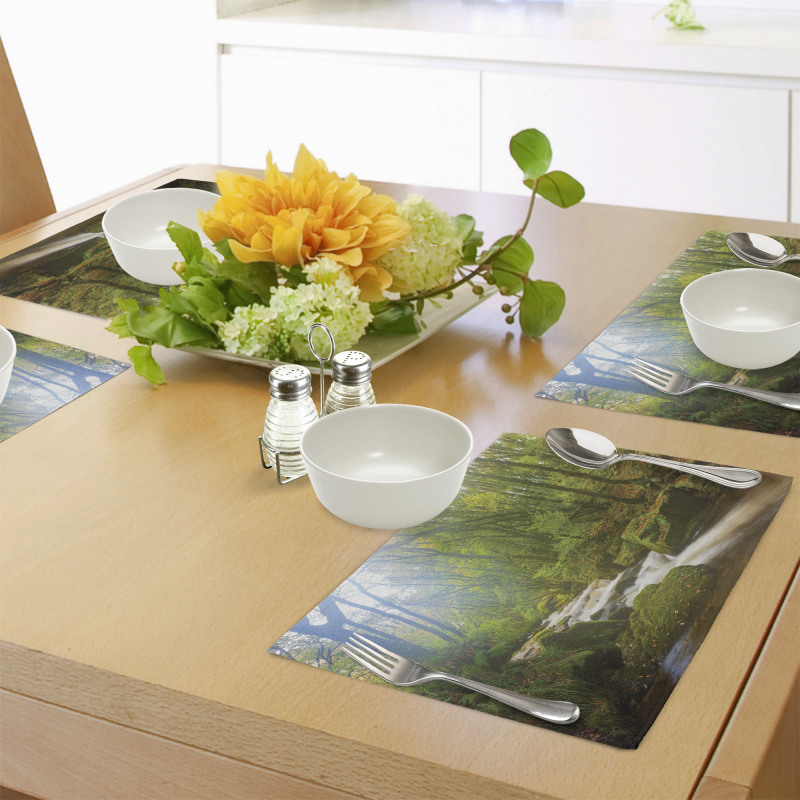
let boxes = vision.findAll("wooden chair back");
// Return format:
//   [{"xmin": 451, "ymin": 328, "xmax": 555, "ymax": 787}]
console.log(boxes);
[{"xmin": 1, "ymin": 36, "xmax": 55, "ymax": 235}]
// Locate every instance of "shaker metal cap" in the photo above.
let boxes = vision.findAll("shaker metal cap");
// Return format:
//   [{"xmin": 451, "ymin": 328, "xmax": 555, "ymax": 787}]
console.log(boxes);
[
  {"xmin": 268, "ymin": 364, "xmax": 312, "ymax": 399},
  {"xmin": 331, "ymin": 350, "xmax": 372, "ymax": 384}
]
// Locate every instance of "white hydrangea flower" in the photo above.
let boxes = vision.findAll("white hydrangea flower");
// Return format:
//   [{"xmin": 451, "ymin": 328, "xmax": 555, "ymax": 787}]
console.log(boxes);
[
  {"xmin": 303, "ymin": 256, "xmax": 343, "ymax": 286},
  {"xmin": 218, "ymin": 304, "xmax": 287, "ymax": 359},
  {"xmin": 273, "ymin": 274, "xmax": 373, "ymax": 361},
  {"xmin": 376, "ymin": 195, "xmax": 463, "ymax": 294},
  {"xmin": 218, "ymin": 266, "xmax": 372, "ymax": 362}
]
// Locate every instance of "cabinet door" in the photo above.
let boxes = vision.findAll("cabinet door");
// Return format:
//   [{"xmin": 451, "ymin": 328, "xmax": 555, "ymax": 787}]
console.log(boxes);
[
  {"xmin": 220, "ymin": 51, "xmax": 480, "ymax": 192},
  {"xmin": 482, "ymin": 72, "xmax": 789, "ymax": 222}
]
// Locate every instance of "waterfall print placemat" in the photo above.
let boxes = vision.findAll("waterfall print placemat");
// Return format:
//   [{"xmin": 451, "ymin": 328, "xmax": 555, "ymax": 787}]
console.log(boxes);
[
  {"xmin": 537, "ymin": 231, "xmax": 799, "ymax": 437},
  {"xmin": 0, "ymin": 331, "xmax": 128, "ymax": 443},
  {"xmin": 269, "ymin": 433, "xmax": 791, "ymax": 749},
  {"xmin": 0, "ymin": 179, "xmax": 217, "ymax": 319}
]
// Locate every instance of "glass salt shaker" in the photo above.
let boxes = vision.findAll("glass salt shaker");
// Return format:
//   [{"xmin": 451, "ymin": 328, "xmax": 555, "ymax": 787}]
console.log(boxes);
[
  {"xmin": 323, "ymin": 350, "xmax": 376, "ymax": 414},
  {"xmin": 260, "ymin": 364, "xmax": 318, "ymax": 483}
]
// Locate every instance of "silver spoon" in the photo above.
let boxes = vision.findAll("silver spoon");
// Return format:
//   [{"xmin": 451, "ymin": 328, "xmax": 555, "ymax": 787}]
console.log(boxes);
[
  {"xmin": 545, "ymin": 428, "xmax": 762, "ymax": 489},
  {"xmin": 726, "ymin": 232, "xmax": 800, "ymax": 267}
]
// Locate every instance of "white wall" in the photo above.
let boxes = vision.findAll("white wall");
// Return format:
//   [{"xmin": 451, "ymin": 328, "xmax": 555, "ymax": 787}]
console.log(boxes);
[{"xmin": 0, "ymin": 0, "xmax": 219, "ymax": 211}]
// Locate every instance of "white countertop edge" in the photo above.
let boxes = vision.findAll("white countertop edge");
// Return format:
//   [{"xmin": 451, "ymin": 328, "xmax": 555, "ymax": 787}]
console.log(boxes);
[{"xmin": 217, "ymin": 21, "xmax": 800, "ymax": 81}]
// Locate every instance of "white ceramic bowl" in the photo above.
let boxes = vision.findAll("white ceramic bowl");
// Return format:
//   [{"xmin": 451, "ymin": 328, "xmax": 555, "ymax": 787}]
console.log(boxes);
[
  {"xmin": 301, "ymin": 404, "xmax": 473, "ymax": 530},
  {"xmin": 0, "ymin": 325, "xmax": 17, "ymax": 406},
  {"xmin": 102, "ymin": 188, "xmax": 219, "ymax": 284},
  {"xmin": 680, "ymin": 268, "xmax": 800, "ymax": 369}
]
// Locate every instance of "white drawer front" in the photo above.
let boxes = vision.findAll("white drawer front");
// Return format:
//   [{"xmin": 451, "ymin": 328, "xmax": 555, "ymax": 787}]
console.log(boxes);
[
  {"xmin": 482, "ymin": 72, "xmax": 790, "ymax": 222},
  {"xmin": 221, "ymin": 51, "xmax": 481, "ymax": 192}
]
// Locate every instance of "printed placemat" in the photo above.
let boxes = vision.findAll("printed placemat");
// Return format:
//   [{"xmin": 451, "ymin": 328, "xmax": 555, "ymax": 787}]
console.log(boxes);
[
  {"xmin": 269, "ymin": 433, "xmax": 791, "ymax": 749},
  {"xmin": 0, "ymin": 331, "xmax": 129, "ymax": 442},
  {"xmin": 0, "ymin": 179, "xmax": 217, "ymax": 319},
  {"xmin": 537, "ymin": 231, "xmax": 799, "ymax": 436}
]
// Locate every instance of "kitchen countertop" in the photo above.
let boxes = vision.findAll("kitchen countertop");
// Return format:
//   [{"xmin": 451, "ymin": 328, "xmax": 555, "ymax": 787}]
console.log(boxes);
[{"xmin": 216, "ymin": 0, "xmax": 800, "ymax": 79}]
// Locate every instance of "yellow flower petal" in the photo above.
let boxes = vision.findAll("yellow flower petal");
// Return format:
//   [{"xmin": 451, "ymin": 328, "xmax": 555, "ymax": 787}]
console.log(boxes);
[
  {"xmin": 271, "ymin": 222, "xmax": 305, "ymax": 266},
  {"xmin": 199, "ymin": 146, "xmax": 409, "ymax": 301},
  {"xmin": 350, "ymin": 263, "xmax": 394, "ymax": 301}
]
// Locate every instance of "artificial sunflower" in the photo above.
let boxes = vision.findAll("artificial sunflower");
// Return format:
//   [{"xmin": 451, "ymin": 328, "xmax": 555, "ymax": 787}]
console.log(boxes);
[{"xmin": 198, "ymin": 145, "xmax": 410, "ymax": 301}]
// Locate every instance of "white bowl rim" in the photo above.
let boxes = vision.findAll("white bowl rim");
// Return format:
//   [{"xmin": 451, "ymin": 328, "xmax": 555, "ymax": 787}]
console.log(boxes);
[
  {"xmin": 0, "ymin": 325, "xmax": 16, "ymax": 373},
  {"xmin": 680, "ymin": 267, "xmax": 800, "ymax": 335},
  {"xmin": 101, "ymin": 188, "xmax": 220, "ymax": 253},
  {"xmin": 301, "ymin": 404, "xmax": 474, "ymax": 487}
]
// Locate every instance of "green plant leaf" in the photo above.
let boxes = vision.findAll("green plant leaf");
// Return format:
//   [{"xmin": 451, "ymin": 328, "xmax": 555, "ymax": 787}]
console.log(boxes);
[
  {"xmin": 519, "ymin": 279, "xmax": 566, "ymax": 338},
  {"xmin": 110, "ymin": 297, "xmax": 217, "ymax": 349},
  {"xmin": 167, "ymin": 221, "xmax": 204, "ymax": 264},
  {"xmin": 454, "ymin": 214, "xmax": 484, "ymax": 265},
  {"xmin": 128, "ymin": 344, "xmax": 166, "ymax": 385},
  {"xmin": 453, "ymin": 213, "xmax": 476, "ymax": 241},
  {"xmin": 161, "ymin": 277, "xmax": 229, "ymax": 330},
  {"xmin": 536, "ymin": 171, "xmax": 585, "ymax": 208},
  {"xmin": 107, "ymin": 312, "xmax": 134, "ymax": 338},
  {"xmin": 510, "ymin": 129, "xmax": 552, "ymax": 185},
  {"xmin": 368, "ymin": 302, "xmax": 419, "ymax": 335},
  {"xmin": 486, "ymin": 236, "xmax": 533, "ymax": 295}
]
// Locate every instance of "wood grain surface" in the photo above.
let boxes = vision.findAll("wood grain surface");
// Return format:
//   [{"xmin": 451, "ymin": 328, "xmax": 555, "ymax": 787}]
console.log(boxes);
[{"xmin": 1, "ymin": 166, "xmax": 798, "ymax": 800}]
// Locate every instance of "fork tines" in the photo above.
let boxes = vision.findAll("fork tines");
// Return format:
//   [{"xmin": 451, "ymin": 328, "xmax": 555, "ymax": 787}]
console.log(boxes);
[
  {"xmin": 631, "ymin": 357, "xmax": 671, "ymax": 376},
  {"xmin": 342, "ymin": 632, "xmax": 395, "ymax": 675},
  {"xmin": 626, "ymin": 357, "xmax": 670, "ymax": 390}
]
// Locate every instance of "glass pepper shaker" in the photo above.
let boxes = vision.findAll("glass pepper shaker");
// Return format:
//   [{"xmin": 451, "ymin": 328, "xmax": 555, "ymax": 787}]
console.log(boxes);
[
  {"xmin": 324, "ymin": 350, "xmax": 376, "ymax": 415},
  {"xmin": 260, "ymin": 364, "xmax": 318, "ymax": 483}
]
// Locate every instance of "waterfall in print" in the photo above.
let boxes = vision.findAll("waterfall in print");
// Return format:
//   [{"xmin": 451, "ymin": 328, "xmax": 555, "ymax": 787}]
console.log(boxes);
[{"xmin": 543, "ymin": 474, "xmax": 788, "ymax": 633}]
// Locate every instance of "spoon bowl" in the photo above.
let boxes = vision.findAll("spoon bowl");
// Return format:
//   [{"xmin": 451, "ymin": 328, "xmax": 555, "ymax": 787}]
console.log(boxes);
[
  {"xmin": 545, "ymin": 427, "xmax": 761, "ymax": 489},
  {"xmin": 726, "ymin": 232, "xmax": 800, "ymax": 268}
]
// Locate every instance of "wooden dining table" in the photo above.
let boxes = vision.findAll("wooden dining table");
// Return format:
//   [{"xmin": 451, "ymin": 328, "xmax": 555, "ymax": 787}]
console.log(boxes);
[{"xmin": 0, "ymin": 165, "xmax": 798, "ymax": 800}]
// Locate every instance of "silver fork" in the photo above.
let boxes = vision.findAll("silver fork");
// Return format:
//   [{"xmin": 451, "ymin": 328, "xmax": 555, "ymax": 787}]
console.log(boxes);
[
  {"xmin": 342, "ymin": 633, "xmax": 580, "ymax": 725},
  {"xmin": 627, "ymin": 358, "xmax": 800, "ymax": 411}
]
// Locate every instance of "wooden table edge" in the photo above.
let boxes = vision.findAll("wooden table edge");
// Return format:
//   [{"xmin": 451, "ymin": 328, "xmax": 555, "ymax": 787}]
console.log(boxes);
[
  {"xmin": 0, "ymin": 640, "xmax": 552, "ymax": 800},
  {"xmin": 694, "ymin": 562, "xmax": 800, "ymax": 799}
]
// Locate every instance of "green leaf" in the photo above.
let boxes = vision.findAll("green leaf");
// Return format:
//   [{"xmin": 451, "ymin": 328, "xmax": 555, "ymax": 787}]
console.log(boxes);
[
  {"xmin": 453, "ymin": 213, "xmax": 476, "ymax": 241},
  {"xmin": 280, "ymin": 264, "xmax": 308, "ymax": 289},
  {"xmin": 536, "ymin": 171, "xmax": 585, "ymax": 208},
  {"xmin": 486, "ymin": 236, "xmax": 533, "ymax": 294},
  {"xmin": 368, "ymin": 302, "xmax": 419, "ymax": 335},
  {"xmin": 455, "ymin": 214, "xmax": 485, "ymax": 265},
  {"xmin": 509, "ymin": 129, "xmax": 552, "ymax": 185},
  {"xmin": 167, "ymin": 221, "xmax": 204, "ymax": 264},
  {"xmin": 128, "ymin": 344, "xmax": 166, "ymax": 385},
  {"xmin": 518, "ymin": 279, "xmax": 566, "ymax": 338},
  {"xmin": 491, "ymin": 267, "xmax": 524, "ymax": 295},
  {"xmin": 212, "ymin": 241, "xmax": 279, "ymax": 303},
  {"xmin": 107, "ymin": 312, "xmax": 134, "ymax": 338},
  {"xmin": 114, "ymin": 297, "xmax": 141, "ymax": 314},
  {"xmin": 115, "ymin": 297, "xmax": 218, "ymax": 349},
  {"xmin": 369, "ymin": 300, "xmax": 389, "ymax": 314},
  {"xmin": 161, "ymin": 277, "xmax": 230, "ymax": 329}
]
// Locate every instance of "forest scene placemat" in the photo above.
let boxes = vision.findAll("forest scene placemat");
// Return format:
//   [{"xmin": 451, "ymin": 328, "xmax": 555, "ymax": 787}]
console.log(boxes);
[
  {"xmin": 0, "ymin": 331, "xmax": 129, "ymax": 442},
  {"xmin": 0, "ymin": 179, "xmax": 217, "ymax": 319},
  {"xmin": 537, "ymin": 231, "xmax": 799, "ymax": 436},
  {"xmin": 269, "ymin": 433, "xmax": 791, "ymax": 749}
]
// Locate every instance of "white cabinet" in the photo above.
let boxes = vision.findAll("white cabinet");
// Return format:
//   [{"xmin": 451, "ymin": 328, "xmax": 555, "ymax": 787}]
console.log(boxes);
[
  {"xmin": 216, "ymin": 1, "xmax": 800, "ymax": 224},
  {"xmin": 482, "ymin": 72, "xmax": 790, "ymax": 222},
  {"xmin": 220, "ymin": 50, "xmax": 481, "ymax": 191}
]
